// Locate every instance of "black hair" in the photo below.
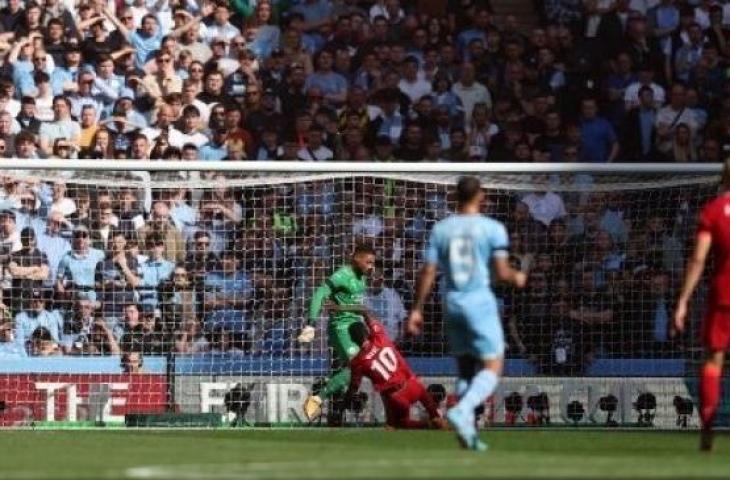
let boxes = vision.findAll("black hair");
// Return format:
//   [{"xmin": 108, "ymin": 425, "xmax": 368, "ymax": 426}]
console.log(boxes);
[
  {"xmin": 348, "ymin": 321, "xmax": 368, "ymax": 347},
  {"xmin": 456, "ymin": 176, "xmax": 482, "ymax": 205},
  {"xmin": 354, "ymin": 243, "xmax": 375, "ymax": 256}
]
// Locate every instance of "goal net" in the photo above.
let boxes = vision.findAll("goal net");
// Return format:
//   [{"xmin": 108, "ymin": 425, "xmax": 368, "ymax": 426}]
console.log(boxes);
[{"xmin": 0, "ymin": 162, "xmax": 722, "ymax": 429}]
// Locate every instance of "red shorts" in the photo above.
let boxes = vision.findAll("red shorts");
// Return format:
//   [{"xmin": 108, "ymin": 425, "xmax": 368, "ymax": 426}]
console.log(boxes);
[
  {"xmin": 702, "ymin": 306, "xmax": 730, "ymax": 351},
  {"xmin": 382, "ymin": 377, "xmax": 439, "ymax": 429}
]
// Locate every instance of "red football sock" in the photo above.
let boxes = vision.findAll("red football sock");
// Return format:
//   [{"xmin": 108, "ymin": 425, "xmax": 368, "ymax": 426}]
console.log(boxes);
[{"xmin": 700, "ymin": 363, "xmax": 722, "ymax": 428}]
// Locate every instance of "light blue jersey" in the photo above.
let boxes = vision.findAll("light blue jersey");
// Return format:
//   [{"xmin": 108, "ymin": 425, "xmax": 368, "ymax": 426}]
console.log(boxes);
[{"xmin": 425, "ymin": 214, "xmax": 509, "ymax": 359}]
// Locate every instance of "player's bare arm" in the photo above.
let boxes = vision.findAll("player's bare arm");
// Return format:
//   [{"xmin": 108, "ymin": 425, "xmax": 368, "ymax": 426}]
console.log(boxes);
[
  {"xmin": 493, "ymin": 256, "xmax": 528, "ymax": 289},
  {"xmin": 673, "ymin": 231, "xmax": 712, "ymax": 334},
  {"xmin": 407, "ymin": 263, "xmax": 438, "ymax": 336}
]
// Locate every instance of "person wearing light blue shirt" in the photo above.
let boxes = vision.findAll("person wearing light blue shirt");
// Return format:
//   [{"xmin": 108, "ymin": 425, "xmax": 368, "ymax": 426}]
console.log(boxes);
[
  {"xmin": 101, "ymin": 7, "xmax": 203, "ymax": 69},
  {"xmin": 56, "ymin": 226, "xmax": 105, "ymax": 302},
  {"xmin": 249, "ymin": 25, "xmax": 280, "ymax": 59},
  {"xmin": 407, "ymin": 176, "xmax": 527, "ymax": 451},
  {"xmin": 36, "ymin": 213, "xmax": 72, "ymax": 287},
  {"xmin": 14, "ymin": 58, "xmax": 53, "ymax": 97},
  {"xmin": 199, "ymin": 129, "xmax": 228, "ymax": 161},
  {"xmin": 305, "ymin": 50, "xmax": 348, "ymax": 106},
  {"xmin": 49, "ymin": 46, "xmax": 84, "ymax": 96},
  {"xmin": 203, "ymin": 3, "xmax": 241, "ymax": 44},
  {"xmin": 138, "ymin": 236, "xmax": 176, "ymax": 306},
  {"xmin": 14, "ymin": 290, "xmax": 63, "ymax": 352},
  {"xmin": 38, "ymin": 97, "xmax": 82, "ymax": 153},
  {"xmin": 170, "ymin": 196, "xmax": 198, "ymax": 233}
]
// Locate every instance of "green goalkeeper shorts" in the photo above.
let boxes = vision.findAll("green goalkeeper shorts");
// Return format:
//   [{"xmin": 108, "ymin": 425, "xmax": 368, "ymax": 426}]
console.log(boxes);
[{"xmin": 328, "ymin": 317, "xmax": 363, "ymax": 363}]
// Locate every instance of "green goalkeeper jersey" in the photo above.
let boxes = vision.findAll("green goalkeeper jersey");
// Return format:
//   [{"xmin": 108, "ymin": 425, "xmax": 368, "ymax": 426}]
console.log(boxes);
[{"xmin": 307, "ymin": 265, "xmax": 366, "ymax": 326}]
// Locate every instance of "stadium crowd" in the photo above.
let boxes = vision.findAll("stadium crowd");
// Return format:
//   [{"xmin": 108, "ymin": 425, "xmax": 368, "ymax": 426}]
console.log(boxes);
[{"xmin": 0, "ymin": 0, "xmax": 721, "ymax": 373}]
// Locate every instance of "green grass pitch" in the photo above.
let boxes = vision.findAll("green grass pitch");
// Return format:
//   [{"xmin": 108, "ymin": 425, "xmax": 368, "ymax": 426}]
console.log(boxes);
[{"xmin": 0, "ymin": 429, "xmax": 728, "ymax": 479}]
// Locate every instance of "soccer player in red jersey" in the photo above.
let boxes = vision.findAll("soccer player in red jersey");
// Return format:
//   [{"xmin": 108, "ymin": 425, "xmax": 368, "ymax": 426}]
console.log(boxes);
[
  {"xmin": 347, "ymin": 314, "xmax": 447, "ymax": 430},
  {"xmin": 674, "ymin": 159, "xmax": 730, "ymax": 451}
]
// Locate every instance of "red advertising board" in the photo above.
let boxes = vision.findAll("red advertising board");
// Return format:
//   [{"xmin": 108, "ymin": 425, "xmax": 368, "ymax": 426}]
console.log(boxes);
[{"xmin": 0, "ymin": 374, "xmax": 167, "ymax": 426}]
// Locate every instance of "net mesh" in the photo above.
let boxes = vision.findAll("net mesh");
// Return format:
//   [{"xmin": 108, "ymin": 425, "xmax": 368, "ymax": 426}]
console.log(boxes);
[{"xmin": 0, "ymin": 168, "xmax": 720, "ymax": 428}]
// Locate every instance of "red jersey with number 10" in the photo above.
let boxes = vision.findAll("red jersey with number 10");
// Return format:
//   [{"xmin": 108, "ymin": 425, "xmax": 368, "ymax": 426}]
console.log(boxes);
[
  {"xmin": 350, "ymin": 320, "xmax": 414, "ymax": 392},
  {"xmin": 698, "ymin": 193, "xmax": 730, "ymax": 306}
]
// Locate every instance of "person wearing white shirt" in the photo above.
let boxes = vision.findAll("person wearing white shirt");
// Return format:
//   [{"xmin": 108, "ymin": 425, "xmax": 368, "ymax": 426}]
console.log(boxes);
[
  {"xmin": 369, "ymin": 0, "xmax": 404, "ymax": 23},
  {"xmin": 625, "ymin": 63, "xmax": 664, "ymax": 106},
  {"xmin": 204, "ymin": 3, "xmax": 241, "ymax": 44},
  {"xmin": 49, "ymin": 182, "xmax": 76, "ymax": 218},
  {"xmin": 352, "ymin": 214, "xmax": 384, "ymax": 237},
  {"xmin": 452, "ymin": 61, "xmax": 491, "ymax": 125},
  {"xmin": 181, "ymin": 80, "xmax": 211, "ymax": 125},
  {"xmin": 398, "ymin": 56, "xmax": 432, "ymax": 103},
  {"xmin": 140, "ymin": 104, "xmax": 185, "ymax": 144},
  {"xmin": 521, "ymin": 189, "xmax": 567, "ymax": 227},
  {"xmin": 654, "ymin": 83, "xmax": 698, "ymax": 152},
  {"xmin": 170, "ymin": 105, "xmax": 208, "ymax": 149},
  {"xmin": 296, "ymin": 127, "xmax": 333, "ymax": 161}
]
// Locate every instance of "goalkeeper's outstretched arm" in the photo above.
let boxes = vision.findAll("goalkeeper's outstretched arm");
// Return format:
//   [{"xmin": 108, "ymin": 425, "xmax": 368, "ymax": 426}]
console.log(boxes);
[
  {"xmin": 298, "ymin": 282, "xmax": 332, "ymax": 343},
  {"xmin": 307, "ymin": 282, "xmax": 332, "ymax": 327}
]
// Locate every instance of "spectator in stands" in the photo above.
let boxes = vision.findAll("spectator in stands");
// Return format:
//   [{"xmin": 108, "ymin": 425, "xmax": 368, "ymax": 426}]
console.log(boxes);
[
  {"xmin": 80, "ymin": 316, "xmax": 121, "ymax": 355},
  {"xmin": 629, "ymin": 269, "xmax": 679, "ymax": 356},
  {"xmin": 644, "ymin": 211, "xmax": 683, "ymax": 272},
  {"xmin": 56, "ymin": 225, "xmax": 105, "ymax": 304},
  {"xmin": 61, "ymin": 298, "xmax": 96, "ymax": 352},
  {"xmin": 204, "ymin": 250, "xmax": 253, "ymax": 345},
  {"xmin": 452, "ymin": 61, "xmax": 491, "ymax": 125},
  {"xmin": 38, "ymin": 96, "xmax": 79, "ymax": 155},
  {"xmin": 13, "ymin": 129, "xmax": 39, "ymax": 159},
  {"xmin": 195, "ymin": 192, "xmax": 237, "ymax": 254},
  {"xmin": 159, "ymin": 265, "xmax": 196, "ymax": 329},
  {"xmin": 655, "ymin": 83, "xmax": 697, "ymax": 153},
  {"xmin": 14, "ymin": 287, "xmax": 61, "ymax": 353},
  {"xmin": 174, "ymin": 317, "xmax": 208, "ymax": 353},
  {"xmin": 121, "ymin": 350, "xmax": 143, "ymax": 373},
  {"xmin": 365, "ymin": 267, "xmax": 406, "ymax": 343},
  {"xmin": 521, "ymin": 181, "xmax": 568, "ymax": 228},
  {"xmin": 297, "ymin": 124, "xmax": 333, "ymax": 161},
  {"xmin": 0, "ymin": 209, "xmax": 21, "ymax": 264},
  {"xmin": 569, "ymin": 268, "xmax": 614, "ymax": 362},
  {"xmin": 117, "ymin": 302, "xmax": 142, "ymax": 347},
  {"xmin": 621, "ymin": 85, "xmax": 658, "ymax": 161},
  {"xmin": 0, "ymin": 313, "xmax": 25, "ymax": 356},
  {"xmin": 579, "ymin": 98, "xmax": 619, "ymax": 163},
  {"xmin": 508, "ymin": 270, "xmax": 555, "ymax": 370},
  {"xmin": 28, "ymin": 326, "xmax": 61, "ymax": 356},
  {"xmin": 8, "ymin": 227, "xmax": 49, "ymax": 307},
  {"xmin": 95, "ymin": 230, "xmax": 141, "ymax": 323},
  {"xmin": 138, "ymin": 233, "xmax": 175, "ymax": 308},
  {"xmin": 185, "ymin": 230, "xmax": 221, "ymax": 290},
  {"xmin": 139, "ymin": 201, "xmax": 186, "ymax": 264}
]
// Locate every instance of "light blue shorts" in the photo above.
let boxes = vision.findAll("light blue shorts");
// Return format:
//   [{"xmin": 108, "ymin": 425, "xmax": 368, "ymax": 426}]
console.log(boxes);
[{"xmin": 445, "ymin": 291, "xmax": 505, "ymax": 360}]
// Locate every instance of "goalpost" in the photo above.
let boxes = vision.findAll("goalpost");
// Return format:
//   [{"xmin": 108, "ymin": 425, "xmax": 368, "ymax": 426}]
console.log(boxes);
[{"xmin": 0, "ymin": 160, "xmax": 722, "ymax": 429}]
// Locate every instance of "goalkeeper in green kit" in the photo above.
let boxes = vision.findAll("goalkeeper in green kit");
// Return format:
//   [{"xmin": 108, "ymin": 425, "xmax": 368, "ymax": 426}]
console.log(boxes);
[{"xmin": 297, "ymin": 244, "xmax": 376, "ymax": 421}]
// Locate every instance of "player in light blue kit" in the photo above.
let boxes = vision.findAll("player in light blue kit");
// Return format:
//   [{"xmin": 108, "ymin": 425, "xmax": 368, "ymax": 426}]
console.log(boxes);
[{"xmin": 407, "ymin": 176, "xmax": 527, "ymax": 451}]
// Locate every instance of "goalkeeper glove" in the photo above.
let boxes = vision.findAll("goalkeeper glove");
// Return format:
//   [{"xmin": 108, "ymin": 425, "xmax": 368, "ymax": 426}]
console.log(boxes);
[{"xmin": 297, "ymin": 325, "xmax": 316, "ymax": 343}]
